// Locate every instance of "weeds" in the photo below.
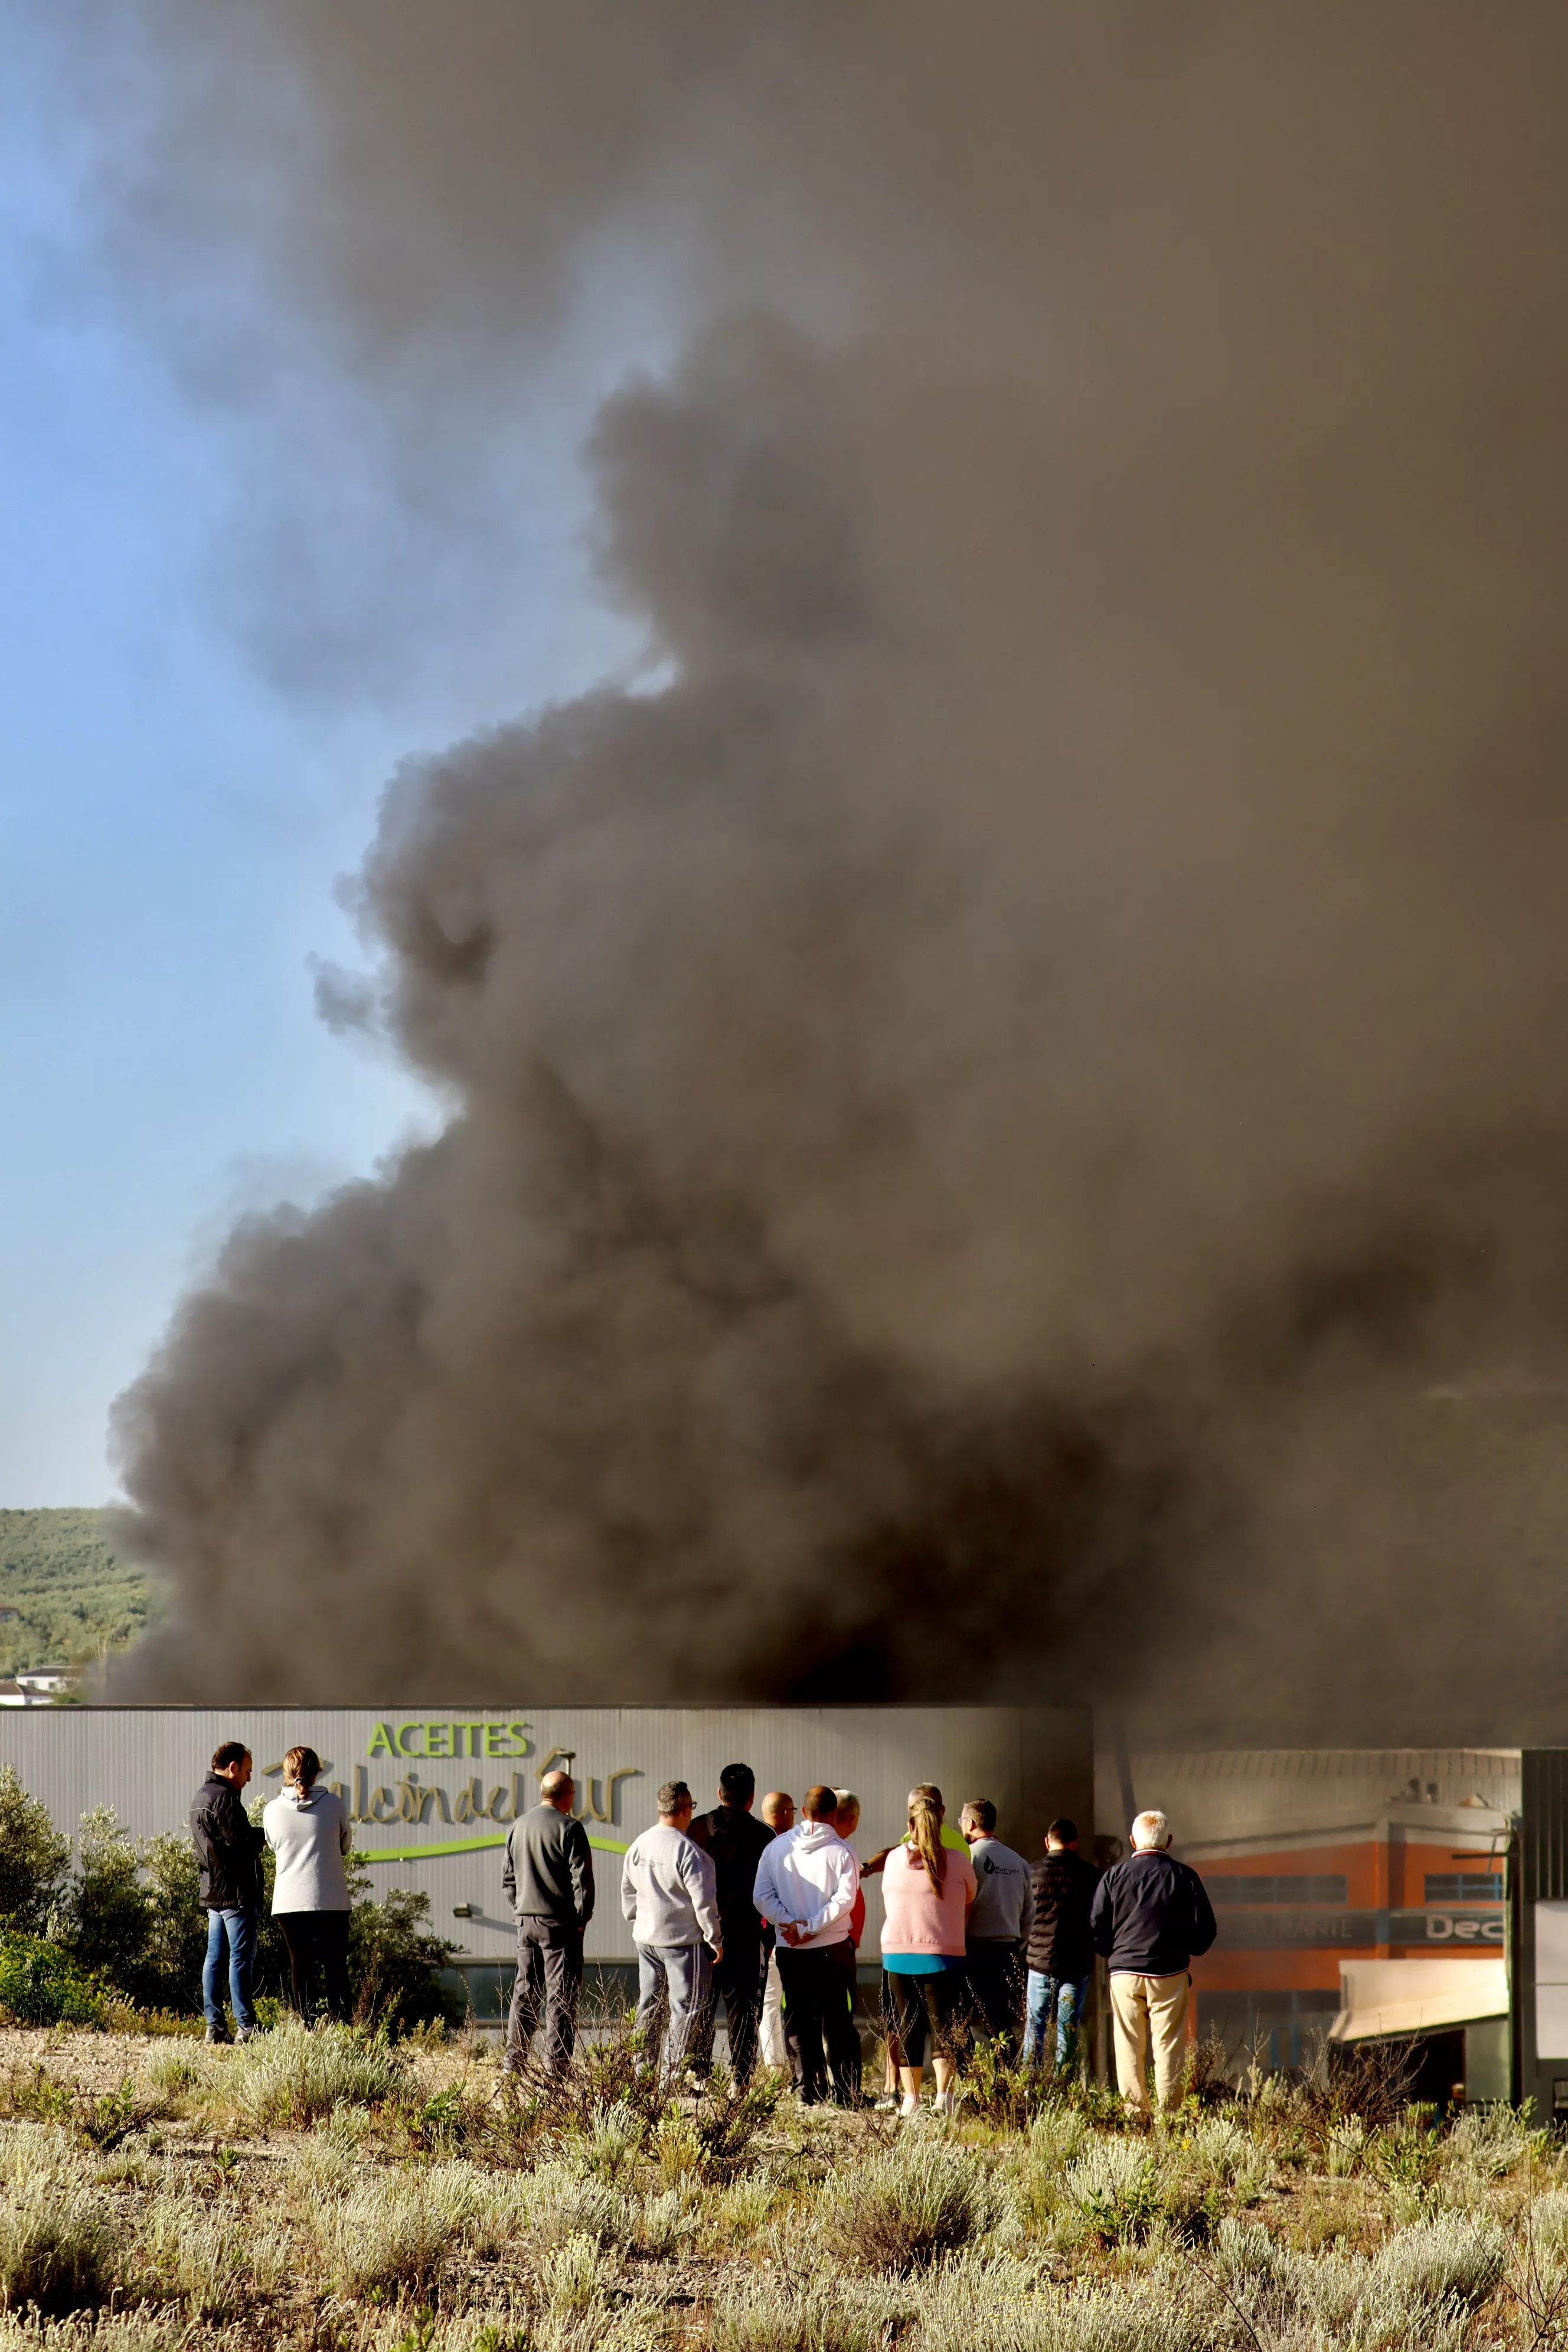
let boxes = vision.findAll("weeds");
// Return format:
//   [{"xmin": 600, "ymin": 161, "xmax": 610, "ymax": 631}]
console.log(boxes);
[
  {"xmin": 219, "ymin": 2017, "xmax": 409, "ymax": 2127},
  {"xmin": 311, "ymin": 2167, "xmax": 475, "ymax": 2299},
  {"xmin": 839, "ymin": 2135, "xmax": 1000, "ymax": 2273},
  {"xmin": 0, "ymin": 2014, "xmax": 1561, "ymax": 2347},
  {"xmin": 714, "ymin": 2271, "xmax": 906, "ymax": 2351},
  {"xmin": 0, "ymin": 2171, "xmax": 112, "ymax": 2314}
]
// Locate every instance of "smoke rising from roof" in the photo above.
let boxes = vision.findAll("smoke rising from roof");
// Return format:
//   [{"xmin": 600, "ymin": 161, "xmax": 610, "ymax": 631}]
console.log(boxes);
[{"xmin": 100, "ymin": 5, "xmax": 1568, "ymax": 1737}]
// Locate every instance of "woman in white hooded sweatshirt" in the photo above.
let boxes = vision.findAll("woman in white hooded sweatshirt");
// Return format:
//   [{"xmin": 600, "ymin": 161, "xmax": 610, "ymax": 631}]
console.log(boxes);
[{"xmin": 263, "ymin": 1745, "xmax": 353, "ymax": 2024}]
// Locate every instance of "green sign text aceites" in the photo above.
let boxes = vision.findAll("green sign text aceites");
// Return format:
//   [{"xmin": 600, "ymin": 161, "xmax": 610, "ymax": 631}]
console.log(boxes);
[{"xmin": 365, "ymin": 1720, "xmax": 531, "ymax": 1762}]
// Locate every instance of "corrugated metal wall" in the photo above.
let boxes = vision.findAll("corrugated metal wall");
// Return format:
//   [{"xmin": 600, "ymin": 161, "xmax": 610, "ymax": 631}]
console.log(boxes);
[{"xmin": 0, "ymin": 1704, "xmax": 1090, "ymax": 1964}]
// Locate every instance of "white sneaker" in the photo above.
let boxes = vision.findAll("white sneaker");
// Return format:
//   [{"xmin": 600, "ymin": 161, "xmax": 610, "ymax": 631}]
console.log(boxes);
[
  {"xmin": 899, "ymin": 2091, "xmax": 920, "ymax": 2118},
  {"xmin": 934, "ymin": 2088, "xmax": 956, "ymax": 2119}
]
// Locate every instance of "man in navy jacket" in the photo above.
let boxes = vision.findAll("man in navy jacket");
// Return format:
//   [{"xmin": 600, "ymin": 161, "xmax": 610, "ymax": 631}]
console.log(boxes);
[{"xmin": 1090, "ymin": 1809, "xmax": 1217, "ymax": 2112}]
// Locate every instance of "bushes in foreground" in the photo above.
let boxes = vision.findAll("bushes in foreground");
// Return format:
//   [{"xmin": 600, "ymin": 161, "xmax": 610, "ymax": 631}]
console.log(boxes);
[
  {"xmin": 0, "ymin": 2006, "xmax": 1564, "ymax": 2350},
  {"xmin": 0, "ymin": 1764, "xmax": 460, "ymax": 2035},
  {"xmin": 0, "ymin": 1933, "xmax": 107, "ymax": 2030}
]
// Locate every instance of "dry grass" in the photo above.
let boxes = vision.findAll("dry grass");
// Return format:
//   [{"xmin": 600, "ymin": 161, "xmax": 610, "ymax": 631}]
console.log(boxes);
[{"xmin": 0, "ymin": 2019, "xmax": 1563, "ymax": 2347}]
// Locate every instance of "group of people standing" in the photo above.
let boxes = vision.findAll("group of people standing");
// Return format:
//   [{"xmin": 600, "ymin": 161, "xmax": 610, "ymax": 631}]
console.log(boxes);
[
  {"xmin": 502, "ymin": 1763, "xmax": 1218, "ymax": 2115},
  {"xmin": 188, "ymin": 1739, "xmax": 354, "ymax": 2041},
  {"xmin": 185, "ymin": 1732, "xmax": 1215, "ymax": 2113}
]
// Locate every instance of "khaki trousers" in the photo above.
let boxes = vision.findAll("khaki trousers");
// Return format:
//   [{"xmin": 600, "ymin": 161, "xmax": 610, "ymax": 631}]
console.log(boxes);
[{"xmin": 1109, "ymin": 1971, "xmax": 1189, "ymax": 2111}]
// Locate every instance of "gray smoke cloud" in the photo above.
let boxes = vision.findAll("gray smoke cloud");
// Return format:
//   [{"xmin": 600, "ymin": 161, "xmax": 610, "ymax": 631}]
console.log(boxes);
[{"xmin": 99, "ymin": 5, "xmax": 1568, "ymax": 1738}]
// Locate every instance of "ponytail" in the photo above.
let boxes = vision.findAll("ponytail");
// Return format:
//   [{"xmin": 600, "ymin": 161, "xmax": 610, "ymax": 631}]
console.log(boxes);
[{"xmin": 907, "ymin": 1783, "xmax": 946, "ymax": 1889}]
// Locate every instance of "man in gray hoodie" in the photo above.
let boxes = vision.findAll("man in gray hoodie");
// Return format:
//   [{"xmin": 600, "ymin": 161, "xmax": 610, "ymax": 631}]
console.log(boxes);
[
  {"xmin": 620, "ymin": 1779, "xmax": 722, "ymax": 2085},
  {"xmin": 501, "ymin": 1768, "xmax": 595, "ymax": 2077}
]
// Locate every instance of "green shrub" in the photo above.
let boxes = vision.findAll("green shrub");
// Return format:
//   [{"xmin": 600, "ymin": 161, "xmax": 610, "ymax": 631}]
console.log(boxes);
[
  {"xmin": 133, "ymin": 1831, "xmax": 208, "ymax": 2011},
  {"xmin": 1065, "ymin": 2139, "xmax": 1163, "ymax": 2246},
  {"xmin": 0, "ymin": 1931, "xmax": 106, "ymax": 2027},
  {"xmin": 0, "ymin": 1766, "xmax": 69, "ymax": 1933},
  {"xmin": 251, "ymin": 1840, "xmax": 460, "ymax": 2035},
  {"xmin": 49, "ymin": 1807, "xmax": 207, "ymax": 2014},
  {"xmin": 350, "ymin": 1884, "xmax": 465, "ymax": 2036}
]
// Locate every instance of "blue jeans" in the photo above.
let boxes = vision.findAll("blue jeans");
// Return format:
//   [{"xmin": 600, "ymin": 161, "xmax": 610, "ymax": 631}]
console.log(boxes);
[
  {"xmin": 1023, "ymin": 1969, "xmax": 1088, "ymax": 2071},
  {"xmin": 635, "ymin": 1942, "xmax": 713, "ymax": 2086},
  {"xmin": 202, "ymin": 1908, "xmax": 258, "ymax": 2036}
]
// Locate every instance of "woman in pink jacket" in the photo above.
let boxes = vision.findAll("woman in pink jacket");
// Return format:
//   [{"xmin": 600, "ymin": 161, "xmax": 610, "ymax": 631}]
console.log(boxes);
[{"xmin": 878, "ymin": 1783, "xmax": 976, "ymax": 2117}]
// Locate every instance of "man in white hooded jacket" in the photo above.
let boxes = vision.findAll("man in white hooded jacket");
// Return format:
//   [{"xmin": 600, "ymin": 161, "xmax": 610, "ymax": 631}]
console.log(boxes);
[{"xmin": 752, "ymin": 1784, "xmax": 861, "ymax": 2105}]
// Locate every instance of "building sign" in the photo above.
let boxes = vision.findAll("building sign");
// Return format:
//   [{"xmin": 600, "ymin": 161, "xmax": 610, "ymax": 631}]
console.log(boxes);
[
  {"xmin": 256, "ymin": 1720, "xmax": 642, "ymax": 1864},
  {"xmin": 1216, "ymin": 1909, "xmax": 1503, "ymax": 1951}
]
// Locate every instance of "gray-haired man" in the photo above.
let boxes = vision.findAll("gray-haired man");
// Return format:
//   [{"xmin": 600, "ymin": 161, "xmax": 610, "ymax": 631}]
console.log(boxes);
[
  {"xmin": 1090, "ymin": 1808, "xmax": 1217, "ymax": 2112},
  {"xmin": 502, "ymin": 1767, "xmax": 595, "ymax": 2077}
]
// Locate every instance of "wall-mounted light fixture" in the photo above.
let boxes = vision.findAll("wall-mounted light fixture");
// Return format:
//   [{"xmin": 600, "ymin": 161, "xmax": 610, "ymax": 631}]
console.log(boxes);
[{"xmin": 451, "ymin": 1902, "xmax": 475, "ymax": 1919}]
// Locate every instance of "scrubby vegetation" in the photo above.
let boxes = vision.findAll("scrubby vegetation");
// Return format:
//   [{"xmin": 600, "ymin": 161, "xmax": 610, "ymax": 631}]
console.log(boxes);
[
  {"xmin": 0, "ymin": 1509, "xmax": 158, "ymax": 1679},
  {"xmin": 0, "ymin": 2008, "xmax": 1562, "ymax": 2349},
  {"xmin": 0, "ymin": 1766, "xmax": 460, "ymax": 2037}
]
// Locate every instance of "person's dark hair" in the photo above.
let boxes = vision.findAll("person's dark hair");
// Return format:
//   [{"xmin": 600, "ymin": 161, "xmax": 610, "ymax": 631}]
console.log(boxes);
[
  {"xmin": 1048, "ymin": 1817, "xmax": 1078, "ymax": 1845},
  {"xmin": 963, "ymin": 1798, "xmax": 997, "ymax": 1834},
  {"xmin": 211, "ymin": 1740, "xmax": 249, "ymax": 1773},
  {"xmin": 802, "ymin": 1783, "xmax": 838, "ymax": 1820},
  {"xmin": 658, "ymin": 1780, "xmax": 692, "ymax": 1816},
  {"xmin": 718, "ymin": 1762, "xmax": 755, "ymax": 1805},
  {"xmin": 283, "ymin": 1745, "xmax": 320, "ymax": 1791}
]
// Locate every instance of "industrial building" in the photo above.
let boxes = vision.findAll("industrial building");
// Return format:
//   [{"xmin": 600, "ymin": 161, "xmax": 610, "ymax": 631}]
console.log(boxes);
[
  {"xmin": 0, "ymin": 1703, "xmax": 1092, "ymax": 2022},
  {"xmin": 5, "ymin": 1706, "xmax": 1549, "ymax": 2098},
  {"xmin": 1100, "ymin": 1747, "xmax": 1515, "ymax": 2102}
]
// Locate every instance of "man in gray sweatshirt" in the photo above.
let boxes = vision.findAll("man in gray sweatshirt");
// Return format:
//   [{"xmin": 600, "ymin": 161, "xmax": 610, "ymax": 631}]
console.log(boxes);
[
  {"xmin": 961, "ymin": 1798, "xmax": 1036, "ymax": 2046},
  {"xmin": 620, "ymin": 1779, "xmax": 723, "ymax": 2085},
  {"xmin": 501, "ymin": 1768, "xmax": 596, "ymax": 2077}
]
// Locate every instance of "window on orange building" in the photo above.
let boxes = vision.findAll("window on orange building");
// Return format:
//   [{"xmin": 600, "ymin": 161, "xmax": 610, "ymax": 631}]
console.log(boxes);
[{"xmin": 1206, "ymin": 1875, "xmax": 1348, "ymax": 1906}]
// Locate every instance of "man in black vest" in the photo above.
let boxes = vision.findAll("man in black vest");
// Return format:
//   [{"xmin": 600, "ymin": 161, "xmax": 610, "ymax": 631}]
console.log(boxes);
[{"xmin": 687, "ymin": 1761, "xmax": 776, "ymax": 2083}]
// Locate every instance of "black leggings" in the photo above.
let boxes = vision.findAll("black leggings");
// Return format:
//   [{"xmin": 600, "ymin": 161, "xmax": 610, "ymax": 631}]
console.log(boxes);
[
  {"xmin": 881, "ymin": 1968, "xmax": 968, "ymax": 2069},
  {"xmin": 277, "ymin": 1911, "xmax": 351, "ymax": 2024}
]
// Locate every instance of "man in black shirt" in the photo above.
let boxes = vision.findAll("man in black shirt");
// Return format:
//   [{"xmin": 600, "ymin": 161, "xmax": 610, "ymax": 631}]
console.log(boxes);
[
  {"xmin": 188, "ymin": 1739, "xmax": 266, "ymax": 2044},
  {"xmin": 687, "ymin": 1761, "xmax": 776, "ymax": 2083},
  {"xmin": 1024, "ymin": 1816, "xmax": 1099, "ymax": 2076}
]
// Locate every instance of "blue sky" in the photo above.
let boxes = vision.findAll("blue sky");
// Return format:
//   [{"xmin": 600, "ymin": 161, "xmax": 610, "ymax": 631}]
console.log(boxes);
[{"xmin": 0, "ymin": 36, "xmax": 633, "ymax": 1504}]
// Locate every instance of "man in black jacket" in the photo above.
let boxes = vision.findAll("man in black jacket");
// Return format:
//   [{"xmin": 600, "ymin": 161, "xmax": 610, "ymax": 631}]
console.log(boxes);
[
  {"xmin": 686, "ymin": 1761, "xmax": 776, "ymax": 2083},
  {"xmin": 1090, "ymin": 1808, "xmax": 1217, "ymax": 2112},
  {"xmin": 1024, "ymin": 1818, "xmax": 1099, "ymax": 2075},
  {"xmin": 188, "ymin": 1739, "xmax": 266, "ymax": 2044},
  {"xmin": 502, "ymin": 1767, "xmax": 596, "ymax": 2077}
]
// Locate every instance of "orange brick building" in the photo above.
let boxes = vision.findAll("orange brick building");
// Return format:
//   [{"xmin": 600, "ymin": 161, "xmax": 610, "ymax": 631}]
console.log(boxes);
[{"xmin": 1095, "ymin": 1748, "xmax": 1516, "ymax": 2095}]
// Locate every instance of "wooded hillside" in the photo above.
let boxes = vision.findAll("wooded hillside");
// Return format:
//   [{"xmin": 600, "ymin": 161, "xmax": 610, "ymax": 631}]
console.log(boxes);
[{"xmin": 0, "ymin": 1508, "xmax": 159, "ymax": 1679}]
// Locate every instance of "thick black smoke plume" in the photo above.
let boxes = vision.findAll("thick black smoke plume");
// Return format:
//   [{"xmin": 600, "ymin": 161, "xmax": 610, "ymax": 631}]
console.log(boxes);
[{"xmin": 100, "ymin": 6, "xmax": 1568, "ymax": 1738}]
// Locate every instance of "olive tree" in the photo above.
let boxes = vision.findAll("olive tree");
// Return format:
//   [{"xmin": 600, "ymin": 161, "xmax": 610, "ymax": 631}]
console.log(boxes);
[{"xmin": 0, "ymin": 1764, "xmax": 68, "ymax": 1933}]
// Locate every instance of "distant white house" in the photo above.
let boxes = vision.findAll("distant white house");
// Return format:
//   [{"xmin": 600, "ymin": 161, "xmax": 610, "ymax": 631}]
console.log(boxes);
[{"xmin": 0, "ymin": 1667, "xmax": 72, "ymax": 1707}]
